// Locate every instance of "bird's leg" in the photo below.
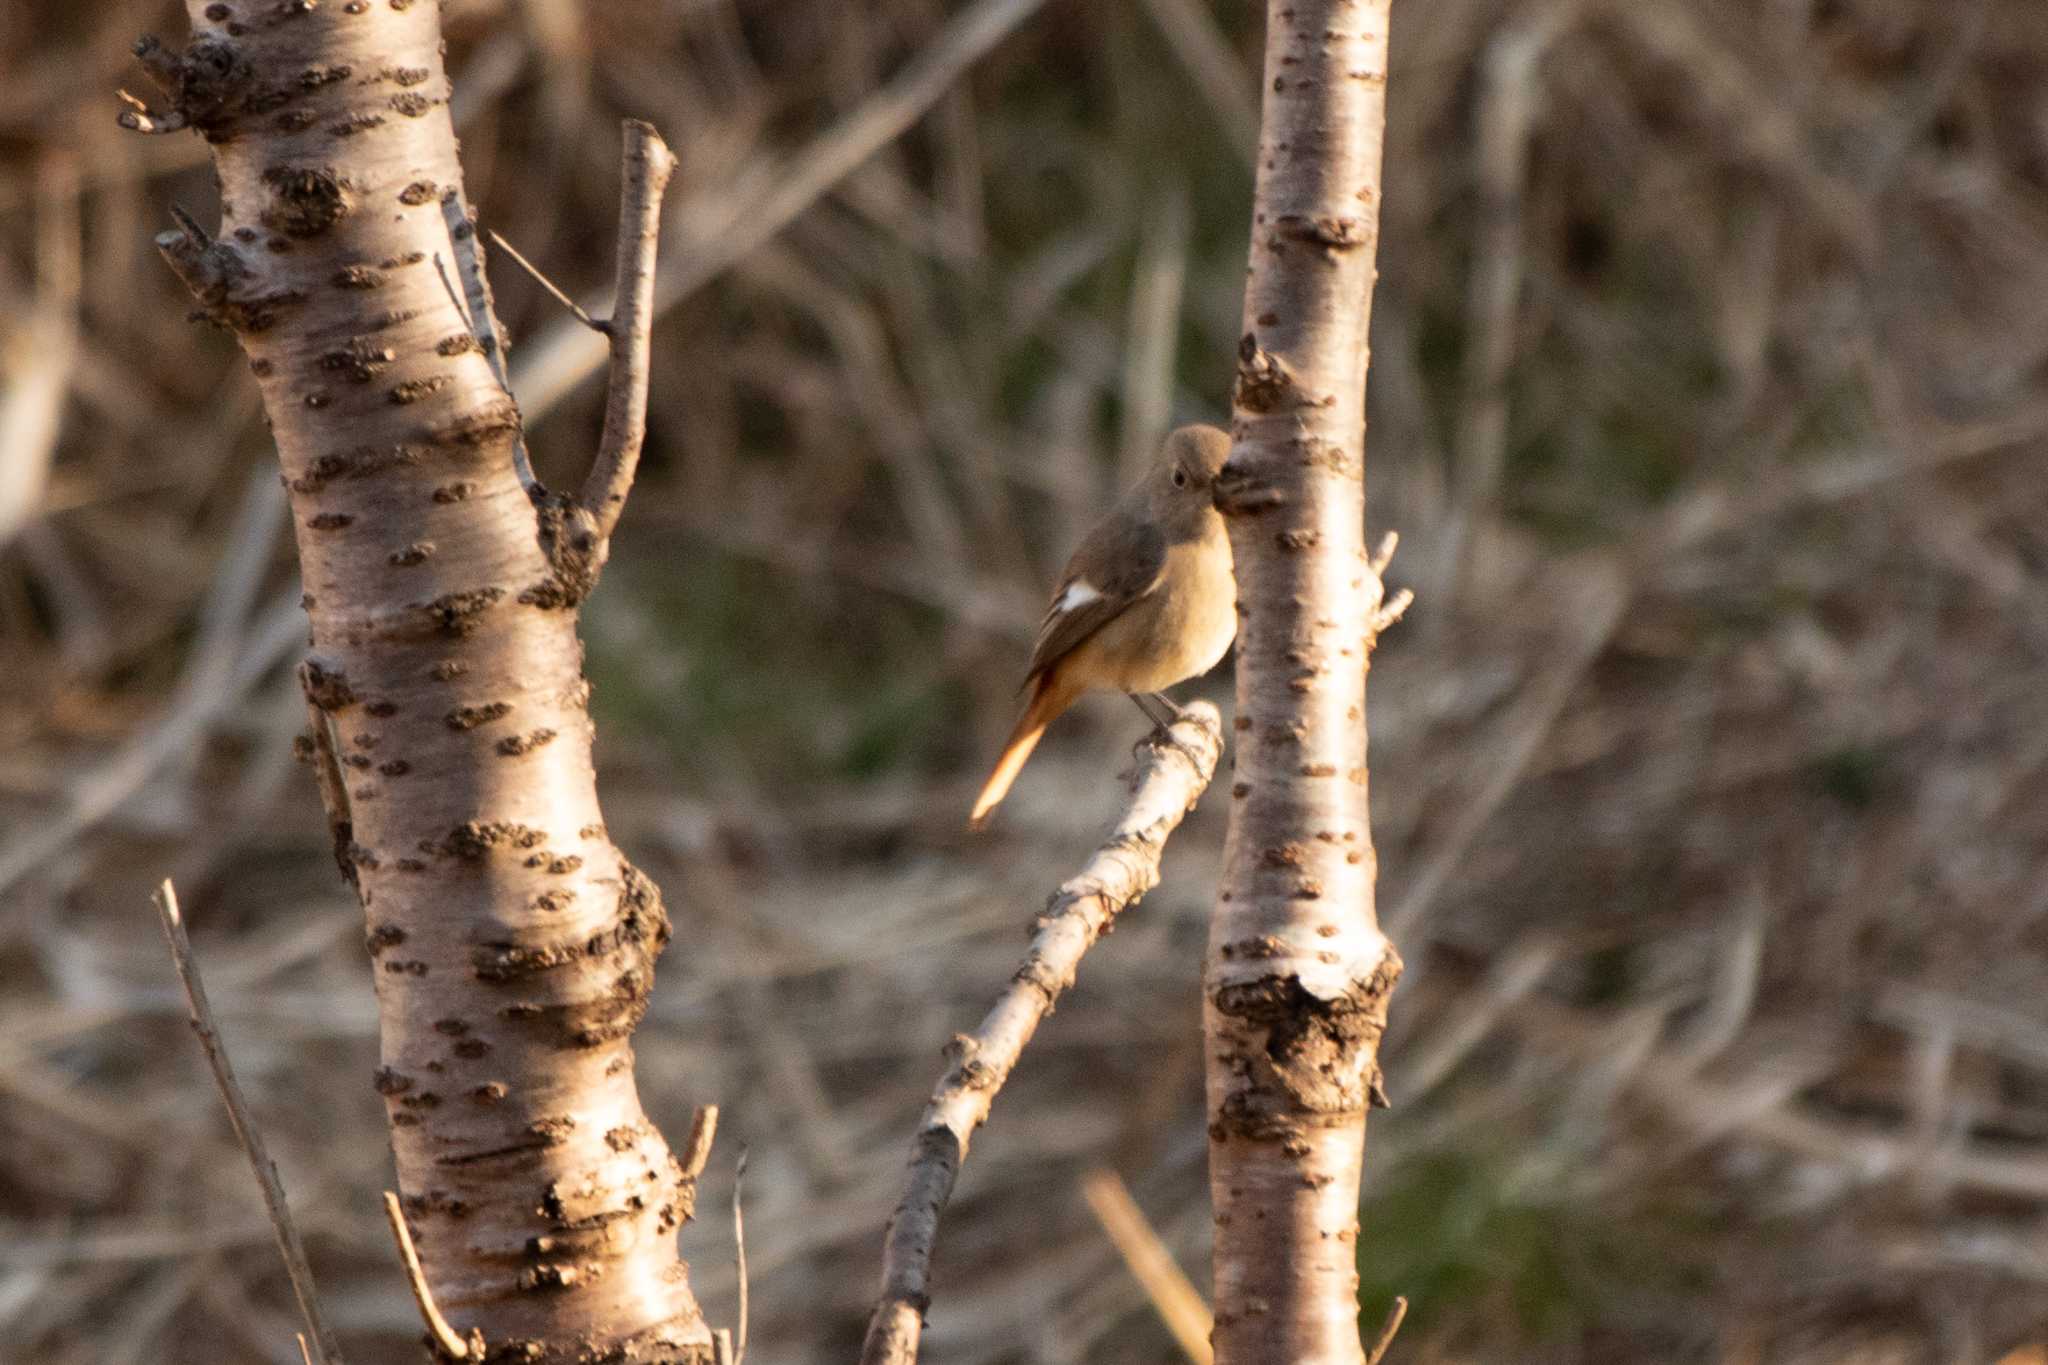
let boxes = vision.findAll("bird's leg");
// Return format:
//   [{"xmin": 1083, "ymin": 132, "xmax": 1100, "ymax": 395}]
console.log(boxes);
[{"xmin": 1129, "ymin": 692, "xmax": 1207, "ymax": 767}]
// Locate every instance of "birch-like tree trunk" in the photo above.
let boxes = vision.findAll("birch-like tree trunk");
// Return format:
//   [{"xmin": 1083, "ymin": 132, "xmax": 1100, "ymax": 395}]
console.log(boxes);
[
  {"xmin": 1206, "ymin": 1, "xmax": 1402, "ymax": 1361},
  {"xmin": 134, "ymin": 3, "xmax": 709, "ymax": 1358}
]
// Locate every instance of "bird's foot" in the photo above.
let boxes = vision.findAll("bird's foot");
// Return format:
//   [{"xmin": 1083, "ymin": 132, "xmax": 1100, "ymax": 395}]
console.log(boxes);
[{"xmin": 1129, "ymin": 692, "xmax": 1210, "ymax": 769}]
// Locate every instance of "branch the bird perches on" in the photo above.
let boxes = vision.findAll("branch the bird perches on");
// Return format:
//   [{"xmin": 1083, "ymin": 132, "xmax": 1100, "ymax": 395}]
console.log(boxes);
[{"xmin": 859, "ymin": 704, "xmax": 1224, "ymax": 1364}]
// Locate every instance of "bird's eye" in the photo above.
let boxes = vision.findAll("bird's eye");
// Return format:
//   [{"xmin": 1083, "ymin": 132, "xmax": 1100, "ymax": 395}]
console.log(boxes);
[{"xmin": 1171, "ymin": 468, "xmax": 1188, "ymax": 488}]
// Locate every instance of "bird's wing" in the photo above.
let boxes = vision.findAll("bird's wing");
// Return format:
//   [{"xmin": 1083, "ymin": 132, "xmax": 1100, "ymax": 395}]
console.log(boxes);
[{"xmin": 1024, "ymin": 510, "xmax": 1167, "ymax": 680}]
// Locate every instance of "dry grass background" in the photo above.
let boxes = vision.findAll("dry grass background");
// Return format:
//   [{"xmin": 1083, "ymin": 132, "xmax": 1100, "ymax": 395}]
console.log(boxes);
[{"xmin": 3, "ymin": 0, "xmax": 2048, "ymax": 1360}]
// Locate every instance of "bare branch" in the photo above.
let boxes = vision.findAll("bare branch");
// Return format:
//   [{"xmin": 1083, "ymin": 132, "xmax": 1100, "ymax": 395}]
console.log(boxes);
[
  {"xmin": 680, "ymin": 1104, "xmax": 720, "ymax": 1182},
  {"xmin": 1080, "ymin": 1168, "xmax": 1213, "ymax": 1365},
  {"xmin": 152, "ymin": 880, "xmax": 342, "ymax": 1365},
  {"xmin": 733, "ymin": 1147, "xmax": 751, "ymax": 1365},
  {"xmin": 509, "ymin": 0, "xmax": 1051, "ymax": 427},
  {"xmin": 1364, "ymin": 1297, "xmax": 1408, "ymax": 1365},
  {"xmin": 488, "ymin": 230, "xmax": 603, "ymax": 334},
  {"xmin": 382, "ymin": 1191, "xmax": 476, "ymax": 1361},
  {"xmin": 438, "ymin": 198, "xmax": 538, "ymax": 496},
  {"xmin": 858, "ymin": 704, "xmax": 1224, "ymax": 1365},
  {"xmin": 577, "ymin": 119, "xmax": 678, "ymax": 548}
]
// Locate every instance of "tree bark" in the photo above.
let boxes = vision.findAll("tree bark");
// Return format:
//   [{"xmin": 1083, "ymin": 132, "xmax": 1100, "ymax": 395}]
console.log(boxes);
[
  {"xmin": 859, "ymin": 706, "xmax": 1224, "ymax": 1365},
  {"xmin": 1205, "ymin": 2, "xmax": 1403, "ymax": 1362},
  {"xmin": 136, "ymin": 4, "xmax": 707, "ymax": 1359}
]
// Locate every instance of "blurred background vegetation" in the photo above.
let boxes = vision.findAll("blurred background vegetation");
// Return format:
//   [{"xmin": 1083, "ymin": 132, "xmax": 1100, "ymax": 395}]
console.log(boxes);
[{"xmin": 4, "ymin": 0, "xmax": 2048, "ymax": 1360}]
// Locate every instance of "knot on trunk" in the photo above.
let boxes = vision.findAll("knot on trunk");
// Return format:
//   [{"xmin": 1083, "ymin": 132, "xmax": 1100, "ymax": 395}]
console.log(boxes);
[
  {"xmin": 1209, "ymin": 947, "xmax": 1402, "ymax": 1137},
  {"xmin": 532, "ymin": 494, "xmax": 607, "ymax": 609}
]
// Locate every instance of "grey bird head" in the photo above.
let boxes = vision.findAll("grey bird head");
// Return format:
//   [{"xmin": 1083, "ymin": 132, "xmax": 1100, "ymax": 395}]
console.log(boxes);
[{"xmin": 1145, "ymin": 424, "xmax": 1232, "ymax": 536}]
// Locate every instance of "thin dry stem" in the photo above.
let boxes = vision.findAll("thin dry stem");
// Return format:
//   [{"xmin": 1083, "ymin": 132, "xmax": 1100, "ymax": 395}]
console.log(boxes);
[
  {"xmin": 680, "ymin": 1104, "xmax": 720, "ymax": 1181},
  {"xmin": 509, "ymin": 0, "xmax": 1051, "ymax": 426},
  {"xmin": 487, "ymin": 229, "xmax": 602, "ymax": 333},
  {"xmin": 152, "ymin": 880, "xmax": 342, "ymax": 1365},
  {"xmin": 438, "ymin": 195, "xmax": 535, "ymax": 493},
  {"xmin": 1365, "ymin": 1297, "xmax": 1408, "ymax": 1365},
  {"xmin": 1080, "ymin": 1167, "xmax": 1214, "ymax": 1365},
  {"xmin": 858, "ymin": 705, "xmax": 1225, "ymax": 1365},
  {"xmin": 734, "ymin": 1147, "xmax": 751, "ymax": 1365},
  {"xmin": 382, "ymin": 1191, "xmax": 474, "ymax": 1361}
]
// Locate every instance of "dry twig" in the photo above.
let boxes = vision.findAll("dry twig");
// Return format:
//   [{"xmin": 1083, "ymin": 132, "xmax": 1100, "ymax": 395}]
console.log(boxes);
[
  {"xmin": 438, "ymin": 195, "xmax": 537, "ymax": 493},
  {"xmin": 151, "ymin": 881, "xmax": 341, "ymax": 1365},
  {"xmin": 511, "ymin": 0, "xmax": 1052, "ymax": 425},
  {"xmin": 487, "ymin": 229, "xmax": 601, "ymax": 332},
  {"xmin": 1365, "ymin": 1296, "xmax": 1408, "ymax": 1365},
  {"xmin": 381, "ymin": 1192, "xmax": 475, "ymax": 1361},
  {"xmin": 858, "ymin": 704, "xmax": 1224, "ymax": 1365},
  {"xmin": 1080, "ymin": 1167, "xmax": 1212, "ymax": 1365},
  {"xmin": 733, "ymin": 1147, "xmax": 751, "ymax": 1365}
]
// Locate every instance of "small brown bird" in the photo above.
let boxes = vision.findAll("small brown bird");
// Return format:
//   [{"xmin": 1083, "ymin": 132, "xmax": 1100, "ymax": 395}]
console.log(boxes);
[{"xmin": 969, "ymin": 424, "xmax": 1237, "ymax": 827}]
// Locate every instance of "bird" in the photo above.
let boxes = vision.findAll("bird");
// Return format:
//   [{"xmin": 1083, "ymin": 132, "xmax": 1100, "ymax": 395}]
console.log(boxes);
[{"xmin": 969, "ymin": 424, "xmax": 1237, "ymax": 827}]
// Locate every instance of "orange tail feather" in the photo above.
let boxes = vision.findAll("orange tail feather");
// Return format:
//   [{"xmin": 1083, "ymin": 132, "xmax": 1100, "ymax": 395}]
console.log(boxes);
[{"xmin": 969, "ymin": 676, "xmax": 1074, "ymax": 828}]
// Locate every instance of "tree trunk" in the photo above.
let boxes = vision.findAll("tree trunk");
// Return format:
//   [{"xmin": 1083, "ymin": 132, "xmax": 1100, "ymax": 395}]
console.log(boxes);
[
  {"xmin": 1205, "ymin": 1, "xmax": 1402, "ymax": 1361},
  {"xmin": 138, "ymin": 3, "xmax": 708, "ymax": 1358}
]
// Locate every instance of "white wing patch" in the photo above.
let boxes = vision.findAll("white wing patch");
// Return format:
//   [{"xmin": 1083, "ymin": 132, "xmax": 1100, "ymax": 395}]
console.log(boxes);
[{"xmin": 1055, "ymin": 580, "xmax": 1103, "ymax": 613}]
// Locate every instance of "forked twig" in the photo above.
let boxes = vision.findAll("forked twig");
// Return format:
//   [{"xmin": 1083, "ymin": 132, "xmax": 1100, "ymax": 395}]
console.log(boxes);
[
  {"xmin": 509, "ymin": 0, "xmax": 1052, "ymax": 427},
  {"xmin": 577, "ymin": 119, "xmax": 678, "ymax": 548},
  {"xmin": 382, "ymin": 1191, "xmax": 475, "ymax": 1360},
  {"xmin": 152, "ymin": 880, "xmax": 342, "ymax": 1365},
  {"xmin": 857, "ymin": 704, "xmax": 1225, "ymax": 1365}
]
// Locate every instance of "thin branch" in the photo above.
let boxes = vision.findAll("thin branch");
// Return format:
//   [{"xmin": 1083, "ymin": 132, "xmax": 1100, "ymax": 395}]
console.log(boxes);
[
  {"xmin": 1080, "ymin": 1168, "xmax": 1213, "ymax": 1365},
  {"xmin": 509, "ymin": 0, "xmax": 1051, "ymax": 427},
  {"xmin": 733, "ymin": 1147, "xmax": 751, "ymax": 1365},
  {"xmin": 152, "ymin": 880, "xmax": 343, "ymax": 1365},
  {"xmin": 381, "ymin": 1191, "xmax": 474, "ymax": 1360},
  {"xmin": 430, "ymin": 253, "xmax": 472, "ymax": 332},
  {"xmin": 297, "ymin": 1335, "xmax": 314, "ymax": 1365},
  {"xmin": 858, "ymin": 704, "xmax": 1225, "ymax": 1365},
  {"xmin": 438, "ymin": 196, "xmax": 538, "ymax": 495},
  {"xmin": 578, "ymin": 119, "xmax": 678, "ymax": 547},
  {"xmin": 1365, "ymin": 1297, "xmax": 1409, "ymax": 1365},
  {"xmin": 680, "ymin": 1104, "xmax": 720, "ymax": 1182},
  {"xmin": 487, "ymin": 230, "xmax": 603, "ymax": 333}
]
